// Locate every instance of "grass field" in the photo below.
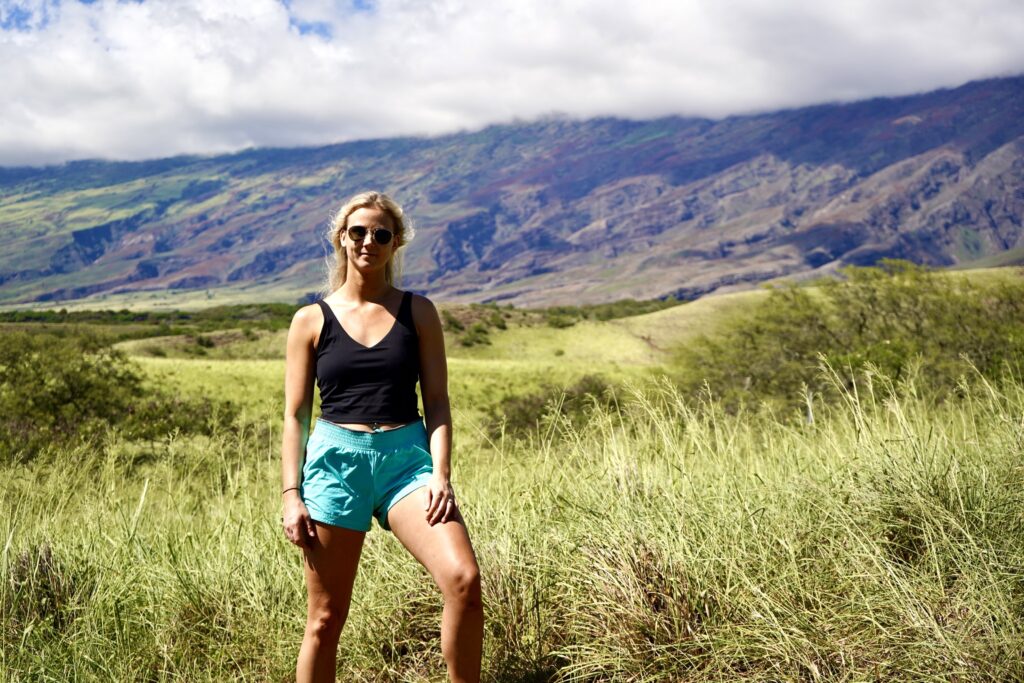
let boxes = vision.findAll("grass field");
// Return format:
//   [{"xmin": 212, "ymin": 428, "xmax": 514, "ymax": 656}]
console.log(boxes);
[{"xmin": 3, "ymin": 275, "xmax": 1024, "ymax": 681}]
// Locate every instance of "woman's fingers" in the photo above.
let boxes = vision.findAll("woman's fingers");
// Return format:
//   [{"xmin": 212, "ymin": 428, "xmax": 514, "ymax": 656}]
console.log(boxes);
[
  {"xmin": 282, "ymin": 505, "xmax": 315, "ymax": 546},
  {"xmin": 428, "ymin": 490, "xmax": 457, "ymax": 525},
  {"xmin": 426, "ymin": 489, "xmax": 442, "ymax": 524},
  {"xmin": 423, "ymin": 482, "xmax": 457, "ymax": 525}
]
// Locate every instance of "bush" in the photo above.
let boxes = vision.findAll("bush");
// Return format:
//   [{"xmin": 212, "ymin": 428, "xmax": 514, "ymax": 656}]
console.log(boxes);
[
  {"xmin": 0, "ymin": 330, "xmax": 236, "ymax": 462},
  {"xmin": 488, "ymin": 310, "xmax": 507, "ymax": 330},
  {"xmin": 441, "ymin": 309, "xmax": 464, "ymax": 332},
  {"xmin": 0, "ymin": 331, "xmax": 142, "ymax": 459},
  {"xmin": 488, "ymin": 374, "xmax": 617, "ymax": 440},
  {"xmin": 545, "ymin": 313, "xmax": 575, "ymax": 329},
  {"xmin": 459, "ymin": 323, "xmax": 492, "ymax": 347},
  {"xmin": 540, "ymin": 298, "xmax": 683, "ymax": 328},
  {"xmin": 674, "ymin": 261, "xmax": 1024, "ymax": 408}
]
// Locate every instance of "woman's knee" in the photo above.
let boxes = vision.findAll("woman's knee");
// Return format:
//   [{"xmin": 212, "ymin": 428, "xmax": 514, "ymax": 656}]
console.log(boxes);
[
  {"xmin": 305, "ymin": 600, "xmax": 350, "ymax": 642},
  {"xmin": 440, "ymin": 561, "xmax": 482, "ymax": 606}
]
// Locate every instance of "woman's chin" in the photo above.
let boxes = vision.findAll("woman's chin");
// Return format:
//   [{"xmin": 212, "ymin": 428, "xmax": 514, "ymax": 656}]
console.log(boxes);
[{"xmin": 350, "ymin": 256, "xmax": 387, "ymax": 272}]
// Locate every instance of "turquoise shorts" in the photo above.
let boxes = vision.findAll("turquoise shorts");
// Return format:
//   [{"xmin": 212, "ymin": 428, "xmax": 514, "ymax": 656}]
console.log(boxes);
[{"xmin": 301, "ymin": 419, "xmax": 434, "ymax": 532}]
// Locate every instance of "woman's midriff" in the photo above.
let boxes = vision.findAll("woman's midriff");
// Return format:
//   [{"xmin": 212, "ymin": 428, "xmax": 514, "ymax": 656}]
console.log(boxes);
[{"xmin": 330, "ymin": 420, "xmax": 417, "ymax": 433}]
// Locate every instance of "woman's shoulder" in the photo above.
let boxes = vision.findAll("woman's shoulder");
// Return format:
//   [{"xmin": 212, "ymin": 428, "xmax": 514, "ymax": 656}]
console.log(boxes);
[
  {"xmin": 404, "ymin": 291, "xmax": 440, "ymax": 329},
  {"xmin": 404, "ymin": 289, "xmax": 434, "ymax": 306},
  {"xmin": 290, "ymin": 302, "xmax": 325, "ymax": 334},
  {"xmin": 405, "ymin": 290, "xmax": 437, "ymax": 313}
]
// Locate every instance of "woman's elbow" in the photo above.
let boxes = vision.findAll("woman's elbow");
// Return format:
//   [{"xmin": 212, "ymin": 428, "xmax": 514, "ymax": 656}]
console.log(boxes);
[
  {"xmin": 422, "ymin": 396, "xmax": 451, "ymax": 419},
  {"xmin": 282, "ymin": 405, "xmax": 311, "ymax": 424}
]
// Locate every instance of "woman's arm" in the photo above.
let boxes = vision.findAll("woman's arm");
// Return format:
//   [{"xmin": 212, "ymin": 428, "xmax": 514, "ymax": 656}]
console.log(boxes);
[
  {"xmin": 413, "ymin": 294, "xmax": 455, "ymax": 526},
  {"xmin": 281, "ymin": 304, "xmax": 319, "ymax": 546}
]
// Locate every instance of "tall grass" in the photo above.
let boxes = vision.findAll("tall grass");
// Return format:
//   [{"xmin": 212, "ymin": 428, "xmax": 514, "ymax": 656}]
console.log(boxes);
[{"xmin": 3, "ymin": 366, "xmax": 1023, "ymax": 681}]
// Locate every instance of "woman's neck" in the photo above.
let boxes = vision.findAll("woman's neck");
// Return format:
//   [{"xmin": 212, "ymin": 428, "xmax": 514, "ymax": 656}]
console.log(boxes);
[{"xmin": 339, "ymin": 270, "xmax": 393, "ymax": 303}]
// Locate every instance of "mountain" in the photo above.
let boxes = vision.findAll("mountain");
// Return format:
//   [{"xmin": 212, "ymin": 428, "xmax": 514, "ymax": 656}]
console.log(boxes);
[{"xmin": 0, "ymin": 75, "xmax": 1022, "ymax": 307}]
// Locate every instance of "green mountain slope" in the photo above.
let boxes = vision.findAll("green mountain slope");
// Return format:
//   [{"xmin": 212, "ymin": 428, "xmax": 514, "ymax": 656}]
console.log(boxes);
[{"xmin": 1, "ymin": 76, "xmax": 1022, "ymax": 307}]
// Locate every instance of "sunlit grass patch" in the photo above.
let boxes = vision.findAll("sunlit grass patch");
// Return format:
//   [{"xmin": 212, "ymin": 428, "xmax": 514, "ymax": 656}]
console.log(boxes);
[{"xmin": 3, "ymin": 367, "xmax": 1024, "ymax": 680}]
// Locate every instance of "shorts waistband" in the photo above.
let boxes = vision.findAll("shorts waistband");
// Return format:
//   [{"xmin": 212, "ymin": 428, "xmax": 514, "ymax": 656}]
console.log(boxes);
[{"xmin": 311, "ymin": 418, "xmax": 427, "ymax": 452}]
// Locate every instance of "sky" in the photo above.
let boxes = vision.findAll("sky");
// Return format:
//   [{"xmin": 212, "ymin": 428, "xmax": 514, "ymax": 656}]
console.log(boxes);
[{"xmin": 2, "ymin": 0, "xmax": 1023, "ymax": 166}]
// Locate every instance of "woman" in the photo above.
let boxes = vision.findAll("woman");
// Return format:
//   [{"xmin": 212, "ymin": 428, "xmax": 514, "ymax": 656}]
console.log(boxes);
[{"xmin": 280, "ymin": 191, "xmax": 483, "ymax": 682}]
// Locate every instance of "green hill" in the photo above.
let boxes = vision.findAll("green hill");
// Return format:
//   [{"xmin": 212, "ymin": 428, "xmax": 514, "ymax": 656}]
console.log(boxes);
[{"xmin": 2, "ymin": 76, "xmax": 1023, "ymax": 308}]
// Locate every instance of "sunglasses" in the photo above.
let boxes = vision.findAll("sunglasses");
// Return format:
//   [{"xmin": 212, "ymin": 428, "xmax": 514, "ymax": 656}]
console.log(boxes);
[{"xmin": 346, "ymin": 225, "xmax": 394, "ymax": 245}]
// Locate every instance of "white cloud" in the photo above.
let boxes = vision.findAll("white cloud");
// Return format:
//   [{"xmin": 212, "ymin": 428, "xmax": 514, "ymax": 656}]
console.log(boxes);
[{"xmin": 1, "ymin": 0, "xmax": 1022, "ymax": 165}]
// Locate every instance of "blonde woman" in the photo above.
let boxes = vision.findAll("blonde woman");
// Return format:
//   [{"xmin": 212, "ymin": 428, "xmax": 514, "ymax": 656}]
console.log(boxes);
[{"xmin": 280, "ymin": 191, "xmax": 483, "ymax": 682}]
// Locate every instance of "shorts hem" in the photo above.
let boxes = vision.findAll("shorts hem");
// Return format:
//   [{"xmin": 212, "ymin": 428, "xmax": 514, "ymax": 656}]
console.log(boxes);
[
  {"xmin": 377, "ymin": 478, "xmax": 432, "ymax": 531},
  {"xmin": 304, "ymin": 503, "xmax": 372, "ymax": 533}
]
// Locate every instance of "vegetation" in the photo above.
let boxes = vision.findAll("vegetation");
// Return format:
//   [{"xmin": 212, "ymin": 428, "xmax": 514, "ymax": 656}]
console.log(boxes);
[
  {"xmin": 0, "ymin": 303, "xmax": 296, "ymax": 341},
  {"xmin": 2, "ymin": 264, "xmax": 1023, "ymax": 680},
  {"xmin": 0, "ymin": 329, "xmax": 237, "ymax": 462},
  {"xmin": 437, "ymin": 297, "xmax": 682, "ymax": 347},
  {"xmin": 486, "ymin": 374, "xmax": 617, "ymax": 439},
  {"xmin": 539, "ymin": 297, "xmax": 682, "ymax": 326},
  {"xmin": 3, "ymin": 368, "xmax": 1023, "ymax": 680},
  {"xmin": 674, "ymin": 260, "xmax": 1024, "ymax": 408}
]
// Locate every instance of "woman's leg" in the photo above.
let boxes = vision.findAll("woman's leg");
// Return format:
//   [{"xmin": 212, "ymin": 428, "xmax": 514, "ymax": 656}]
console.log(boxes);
[
  {"xmin": 297, "ymin": 523, "xmax": 366, "ymax": 683},
  {"xmin": 387, "ymin": 493, "xmax": 484, "ymax": 683}
]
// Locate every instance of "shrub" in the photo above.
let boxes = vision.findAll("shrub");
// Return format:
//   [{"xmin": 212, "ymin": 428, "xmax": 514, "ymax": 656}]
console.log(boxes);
[
  {"xmin": 441, "ymin": 309, "xmax": 464, "ymax": 332},
  {"xmin": 0, "ymin": 330, "xmax": 237, "ymax": 462},
  {"xmin": 488, "ymin": 310, "xmax": 507, "ymax": 330},
  {"xmin": 0, "ymin": 330, "xmax": 142, "ymax": 459},
  {"xmin": 545, "ymin": 314, "xmax": 575, "ymax": 329},
  {"xmin": 459, "ymin": 323, "xmax": 492, "ymax": 347},
  {"xmin": 488, "ymin": 374, "xmax": 617, "ymax": 440},
  {"xmin": 140, "ymin": 344, "xmax": 168, "ymax": 357},
  {"xmin": 674, "ymin": 261, "xmax": 1024, "ymax": 408}
]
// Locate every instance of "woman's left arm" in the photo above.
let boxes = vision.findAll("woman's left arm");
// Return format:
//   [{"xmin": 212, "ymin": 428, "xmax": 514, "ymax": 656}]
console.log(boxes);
[{"xmin": 413, "ymin": 294, "xmax": 455, "ymax": 525}]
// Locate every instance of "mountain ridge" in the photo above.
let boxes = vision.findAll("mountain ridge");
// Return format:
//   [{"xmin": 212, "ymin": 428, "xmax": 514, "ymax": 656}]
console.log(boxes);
[{"xmin": 0, "ymin": 74, "xmax": 1021, "ymax": 307}]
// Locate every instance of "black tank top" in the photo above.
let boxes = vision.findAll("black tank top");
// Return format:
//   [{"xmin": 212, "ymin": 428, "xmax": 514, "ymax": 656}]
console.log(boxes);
[{"xmin": 315, "ymin": 291, "xmax": 421, "ymax": 424}]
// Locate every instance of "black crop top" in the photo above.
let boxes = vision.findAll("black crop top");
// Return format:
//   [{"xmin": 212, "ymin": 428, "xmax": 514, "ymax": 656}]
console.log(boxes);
[{"xmin": 315, "ymin": 291, "xmax": 421, "ymax": 424}]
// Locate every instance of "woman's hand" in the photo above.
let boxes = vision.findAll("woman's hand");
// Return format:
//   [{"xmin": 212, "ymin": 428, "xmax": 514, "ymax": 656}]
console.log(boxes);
[
  {"xmin": 423, "ymin": 474, "xmax": 456, "ymax": 526},
  {"xmin": 283, "ymin": 491, "xmax": 317, "ymax": 546}
]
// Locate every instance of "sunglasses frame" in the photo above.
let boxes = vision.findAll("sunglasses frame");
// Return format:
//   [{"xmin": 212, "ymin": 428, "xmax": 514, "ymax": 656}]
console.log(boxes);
[{"xmin": 345, "ymin": 225, "xmax": 395, "ymax": 246}]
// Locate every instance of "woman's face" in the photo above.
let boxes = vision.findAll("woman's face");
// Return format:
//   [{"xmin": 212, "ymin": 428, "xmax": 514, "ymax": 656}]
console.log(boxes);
[{"xmin": 342, "ymin": 206, "xmax": 399, "ymax": 272}]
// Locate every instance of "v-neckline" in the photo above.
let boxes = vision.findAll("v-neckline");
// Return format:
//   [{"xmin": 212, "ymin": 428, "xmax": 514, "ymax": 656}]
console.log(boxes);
[{"xmin": 323, "ymin": 294, "xmax": 402, "ymax": 350}]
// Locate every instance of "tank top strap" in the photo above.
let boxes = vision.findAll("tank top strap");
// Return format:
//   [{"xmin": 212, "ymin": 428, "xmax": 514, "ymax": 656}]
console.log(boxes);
[
  {"xmin": 398, "ymin": 290, "xmax": 414, "ymax": 327},
  {"xmin": 316, "ymin": 299, "xmax": 339, "ymax": 342},
  {"xmin": 316, "ymin": 299, "xmax": 335, "ymax": 325}
]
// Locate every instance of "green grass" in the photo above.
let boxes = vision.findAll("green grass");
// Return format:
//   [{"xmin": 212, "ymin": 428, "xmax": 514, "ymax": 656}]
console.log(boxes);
[
  {"xmin": 2, "ymin": 269, "xmax": 1023, "ymax": 680},
  {"xmin": 3, "ymin": 365, "xmax": 1023, "ymax": 680}
]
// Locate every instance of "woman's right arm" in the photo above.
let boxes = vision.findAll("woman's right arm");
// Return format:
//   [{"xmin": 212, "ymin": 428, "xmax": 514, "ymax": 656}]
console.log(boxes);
[{"xmin": 281, "ymin": 305, "xmax": 319, "ymax": 547}]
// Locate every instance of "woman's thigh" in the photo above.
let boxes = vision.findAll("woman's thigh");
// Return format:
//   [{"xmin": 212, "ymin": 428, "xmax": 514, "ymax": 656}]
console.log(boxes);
[
  {"xmin": 303, "ymin": 523, "xmax": 366, "ymax": 610},
  {"xmin": 386, "ymin": 488, "xmax": 478, "ymax": 582}
]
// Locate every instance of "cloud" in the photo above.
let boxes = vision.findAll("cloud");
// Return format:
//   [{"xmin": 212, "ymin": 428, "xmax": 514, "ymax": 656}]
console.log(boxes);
[{"xmin": 1, "ymin": 0, "xmax": 1023, "ymax": 165}]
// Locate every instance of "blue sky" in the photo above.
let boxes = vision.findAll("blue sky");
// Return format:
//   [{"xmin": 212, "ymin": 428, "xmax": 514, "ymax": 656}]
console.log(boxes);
[{"xmin": 2, "ymin": 0, "xmax": 1023, "ymax": 166}]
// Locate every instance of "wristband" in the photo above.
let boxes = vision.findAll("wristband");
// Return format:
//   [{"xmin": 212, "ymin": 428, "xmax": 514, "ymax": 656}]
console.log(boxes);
[{"xmin": 282, "ymin": 486, "xmax": 300, "ymax": 495}]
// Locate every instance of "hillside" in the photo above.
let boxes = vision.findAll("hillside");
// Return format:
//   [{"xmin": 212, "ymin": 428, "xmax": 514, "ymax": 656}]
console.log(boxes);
[{"xmin": 0, "ymin": 75, "xmax": 1022, "ymax": 307}]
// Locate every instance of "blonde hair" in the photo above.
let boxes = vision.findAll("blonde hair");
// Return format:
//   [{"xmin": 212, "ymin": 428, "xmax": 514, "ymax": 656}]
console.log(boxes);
[{"xmin": 325, "ymin": 191, "xmax": 413, "ymax": 292}]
